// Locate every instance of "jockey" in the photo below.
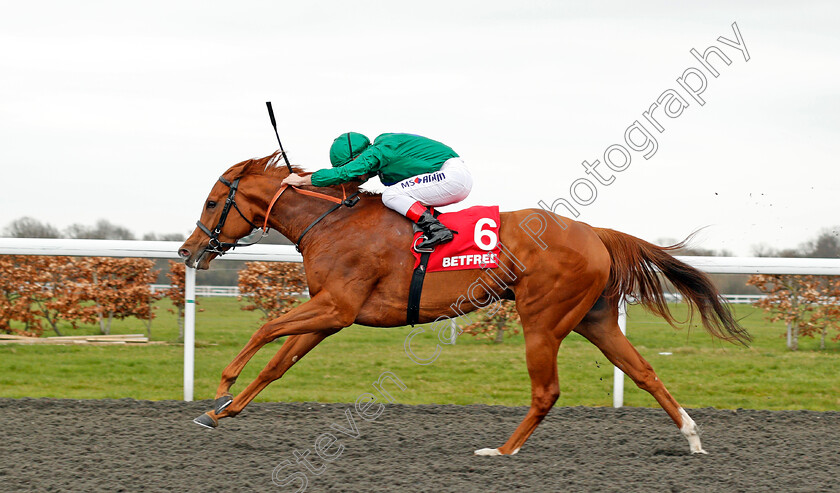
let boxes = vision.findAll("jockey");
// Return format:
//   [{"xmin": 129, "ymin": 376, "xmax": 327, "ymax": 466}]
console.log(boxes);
[{"xmin": 282, "ymin": 132, "xmax": 473, "ymax": 249}]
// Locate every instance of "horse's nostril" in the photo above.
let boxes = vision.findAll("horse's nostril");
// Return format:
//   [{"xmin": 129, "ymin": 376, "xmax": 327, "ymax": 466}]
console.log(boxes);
[{"xmin": 178, "ymin": 248, "xmax": 191, "ymax": 259}]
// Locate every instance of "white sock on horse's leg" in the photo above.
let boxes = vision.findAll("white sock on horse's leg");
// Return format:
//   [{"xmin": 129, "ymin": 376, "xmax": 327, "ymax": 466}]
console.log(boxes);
[
  {"xmin": 474, "ymin": 447, "xmax": 501, "ymax": 456},
  {"xmin": 474, "ymin": 447, "xmax": 520, "ymax": 456},
  {"xmin": 679, "ymin": 407, "xmax": 708, "ymax": 454}
]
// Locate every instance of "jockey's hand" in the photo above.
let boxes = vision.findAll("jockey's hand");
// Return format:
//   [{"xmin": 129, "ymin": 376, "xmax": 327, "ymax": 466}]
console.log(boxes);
[{"xmin": 282, "ymin": 173, "xmax": 312, "ymax": 187}]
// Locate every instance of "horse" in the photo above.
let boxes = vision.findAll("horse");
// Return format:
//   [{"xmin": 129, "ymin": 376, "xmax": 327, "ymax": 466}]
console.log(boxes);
[{"xmin": 178, "ymin": 151, "xmax": 750, "ymax": 456}]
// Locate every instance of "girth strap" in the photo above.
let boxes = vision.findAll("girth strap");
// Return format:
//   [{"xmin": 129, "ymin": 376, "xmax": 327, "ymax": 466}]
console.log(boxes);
[
  {"xmin": 407, "ymin": 250, "xmax": 431, "ymax": 326},
  {"xmin": 406, "ymin": 208, "xmax": 440, "ymax": 326}
]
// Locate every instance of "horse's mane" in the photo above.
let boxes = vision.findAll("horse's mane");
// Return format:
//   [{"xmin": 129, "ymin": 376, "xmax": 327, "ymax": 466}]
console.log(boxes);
[{"xmin": 226, "ymin": 151, "xmax": 380, "ymax": 196}]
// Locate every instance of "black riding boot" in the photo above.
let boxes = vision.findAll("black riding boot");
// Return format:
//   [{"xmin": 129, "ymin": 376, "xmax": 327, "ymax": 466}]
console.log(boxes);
[{"xmin": 416, "ymin": 211, "xmax": 454, "ymax": 249}]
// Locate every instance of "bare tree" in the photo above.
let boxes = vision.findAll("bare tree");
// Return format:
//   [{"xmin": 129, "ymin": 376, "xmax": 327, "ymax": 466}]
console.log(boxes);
[
  {"xmin": 3, "ymin": 217, "xmax": 60, "ymax": 238},
  {"xmin": 142, "ymin": 232, "xmax": 187, "ymax": 241},
  {"xmin": 64, "ymin": 219, "xmax": 136, "ymax": 240},
  {"xmin": 751, "ymin": 243, "xmax": 777, "ymax": 258},
  {"xmin": 801, "ymin": 227, "xmax": 840, "ymax": 258},
  {"xmin": 751, "ymin": 228, "xmax": 840, "ymax": 259}
]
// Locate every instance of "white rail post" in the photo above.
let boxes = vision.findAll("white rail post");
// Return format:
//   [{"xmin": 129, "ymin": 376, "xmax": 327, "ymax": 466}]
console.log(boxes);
[
  {"xmin": 184, "ymin": 266, "xmax": 196, "ymax": 402},
  {"xmin": 613, "ymin": 296, "xmax": 627, "ymax": 408}
]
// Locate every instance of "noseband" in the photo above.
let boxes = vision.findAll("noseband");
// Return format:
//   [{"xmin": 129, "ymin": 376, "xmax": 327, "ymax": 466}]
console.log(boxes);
[{"xmin": 196, "ymin": 176, "xmax": 264, "ymax": 255}]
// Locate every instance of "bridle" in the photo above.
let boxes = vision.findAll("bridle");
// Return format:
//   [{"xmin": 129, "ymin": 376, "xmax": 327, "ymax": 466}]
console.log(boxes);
[
  {"xmin": 195, "ymin": 176, "xmax": 265, "ymax": 255},
  {"xmin": 195, "ymin": 175, "xmax": 360, "ymax": 257}
]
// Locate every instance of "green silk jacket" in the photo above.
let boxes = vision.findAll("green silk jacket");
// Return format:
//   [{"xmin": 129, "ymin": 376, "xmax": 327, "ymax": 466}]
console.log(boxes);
[{"xmin": 311, "ymin": 133, "xmax": 459, "ymax": 186}]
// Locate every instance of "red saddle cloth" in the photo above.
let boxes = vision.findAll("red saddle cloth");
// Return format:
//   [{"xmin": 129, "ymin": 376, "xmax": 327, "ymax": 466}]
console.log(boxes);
[{"xmin": 412, "ymin": 205, "xmax": 501, "ymax": 272}]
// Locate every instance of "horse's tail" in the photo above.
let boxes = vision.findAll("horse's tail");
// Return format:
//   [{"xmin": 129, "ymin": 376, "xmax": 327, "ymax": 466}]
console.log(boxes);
[{"xmin": 593, "ymin": 228, "xmax": 751, "ymax": 346}]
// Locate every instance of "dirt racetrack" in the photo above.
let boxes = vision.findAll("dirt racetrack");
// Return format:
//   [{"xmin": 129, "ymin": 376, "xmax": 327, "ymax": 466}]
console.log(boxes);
[{"xmin": 1, "ymin": 398, "xmax": 838, "ymax": 492}]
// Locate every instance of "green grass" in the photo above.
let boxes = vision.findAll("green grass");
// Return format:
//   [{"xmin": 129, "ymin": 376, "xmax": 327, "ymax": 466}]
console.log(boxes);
[{"xmin": 0, "ymin": 299, "xmax": 838, "ymax": 411}]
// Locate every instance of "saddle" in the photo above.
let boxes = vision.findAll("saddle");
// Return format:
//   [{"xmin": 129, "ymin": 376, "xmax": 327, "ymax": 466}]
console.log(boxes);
[{"xmin": 406, "ymin": 205, "xmax": 501, "ymax": 325}]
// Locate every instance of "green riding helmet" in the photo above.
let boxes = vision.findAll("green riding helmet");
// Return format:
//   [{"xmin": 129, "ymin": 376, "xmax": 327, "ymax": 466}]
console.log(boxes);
[{"xmin": 329, "ymin": 132, "xmax": 371, "ymax": 167}]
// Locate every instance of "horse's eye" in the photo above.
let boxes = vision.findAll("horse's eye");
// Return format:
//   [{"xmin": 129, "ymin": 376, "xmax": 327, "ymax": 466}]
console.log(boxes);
[{"xmin": 207, "ymin": 201, "xmax": 217, "ymax": 209}]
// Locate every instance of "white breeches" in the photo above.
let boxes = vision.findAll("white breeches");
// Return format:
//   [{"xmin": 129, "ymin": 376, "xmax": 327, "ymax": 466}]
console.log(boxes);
[{"xmin": 381, "ymin": 158, "xmax": 473, "ymax": 215}]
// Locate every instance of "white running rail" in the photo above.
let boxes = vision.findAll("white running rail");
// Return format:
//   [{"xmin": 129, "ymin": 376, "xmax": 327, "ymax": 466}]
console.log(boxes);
[
  {"xmin": 153, "ymin": 286, "xmax": 768, "ymax": 302},
  {"xmin": 2, "ymin": 238, "xmax": 839, "ymax": 404}
]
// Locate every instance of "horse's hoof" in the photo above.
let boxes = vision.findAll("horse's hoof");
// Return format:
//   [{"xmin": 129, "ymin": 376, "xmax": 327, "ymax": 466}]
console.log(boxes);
[
  {"xmin": 193, "ymin": 412, "xmax": 218, "ymax": 429},
  {"xmin": 214, "ymin": 394, "xmax": 233, "ymax": 414}
]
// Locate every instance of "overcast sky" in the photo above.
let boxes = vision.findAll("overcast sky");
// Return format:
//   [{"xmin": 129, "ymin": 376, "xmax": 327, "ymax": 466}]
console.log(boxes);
[{"xmin": 1, "ymin": 1, "xmax": 837, "ymax": 255}]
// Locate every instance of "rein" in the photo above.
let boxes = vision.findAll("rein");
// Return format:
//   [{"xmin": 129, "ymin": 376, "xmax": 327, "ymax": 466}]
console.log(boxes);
[
  {"xmin": 197, "ymin": 176, "xmax": 360, "ymax": 256},
  {"xmin": 265, "ymin": 184, "xmax": 360, "ymax": 252}
]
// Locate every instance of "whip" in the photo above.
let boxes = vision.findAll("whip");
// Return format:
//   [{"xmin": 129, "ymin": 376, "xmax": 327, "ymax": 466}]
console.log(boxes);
[{"xmin": 265, "ymin": 101, "xmax": 294, "ymax": 174}]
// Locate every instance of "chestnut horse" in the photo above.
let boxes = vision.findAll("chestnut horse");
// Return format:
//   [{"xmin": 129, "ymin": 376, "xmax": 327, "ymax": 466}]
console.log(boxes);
[{"xmin": 178, "ymin": 152, "xmax": 750, "ymax": 456}]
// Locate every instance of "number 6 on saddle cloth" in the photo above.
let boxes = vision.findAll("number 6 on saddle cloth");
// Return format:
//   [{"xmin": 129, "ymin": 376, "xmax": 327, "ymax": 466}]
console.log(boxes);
[{"xmin": 407, "ymin": 205, "xmax": 501, "ymax": 326}]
